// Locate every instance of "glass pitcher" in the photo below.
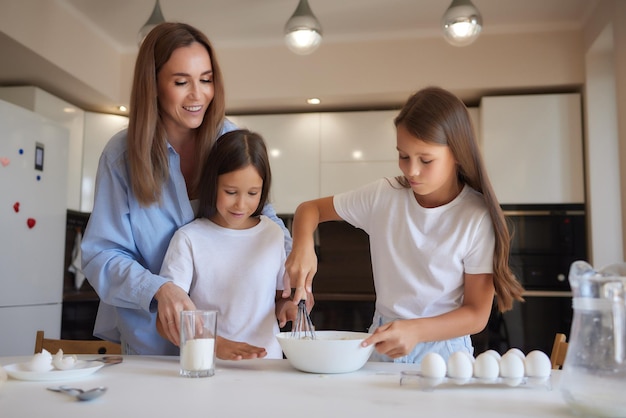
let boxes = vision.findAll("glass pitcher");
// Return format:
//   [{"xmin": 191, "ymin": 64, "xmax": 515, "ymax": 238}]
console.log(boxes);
[{"xmin": 561, "ymin": 261, "xmax": 626, "ymax": 417}]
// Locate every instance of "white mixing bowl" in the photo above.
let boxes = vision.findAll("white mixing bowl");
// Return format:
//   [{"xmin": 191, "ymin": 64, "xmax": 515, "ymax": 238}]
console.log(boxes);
[{"xmin": 276, "ymin": 330, "xmax": 375, "ymax": 374}]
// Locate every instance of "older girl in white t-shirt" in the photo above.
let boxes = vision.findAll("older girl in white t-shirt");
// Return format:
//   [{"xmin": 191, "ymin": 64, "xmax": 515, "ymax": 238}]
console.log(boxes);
[{"xmin": 286, "ymin": 87, "xmax": 524, "ymax": 363}]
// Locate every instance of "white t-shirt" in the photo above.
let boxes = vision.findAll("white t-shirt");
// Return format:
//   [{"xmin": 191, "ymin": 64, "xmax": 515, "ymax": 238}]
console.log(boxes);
[
  {"xmin": 333, "ymin": 178, "xmax": 494, "ymax": 320},
  {"xmin": 160, "ymin": 215, "xmax": 286, "ymax": 359}
]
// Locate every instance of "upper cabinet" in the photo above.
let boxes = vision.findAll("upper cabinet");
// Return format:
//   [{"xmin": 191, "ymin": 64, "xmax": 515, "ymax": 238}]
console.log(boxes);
[
  {"xmin": 480, "ymin": 93, "xmax": 584, "ymax": 204},
  {"xmin": 319, "ymin": 111, "xmax": 398, "ymax": 196},
  {"xmin": 228, "ymin": 114, "xmax": 321, "ymax": 214},
  {"xmin": 81, "ymin": 112, "xmax": 128, "ymax": 212}
]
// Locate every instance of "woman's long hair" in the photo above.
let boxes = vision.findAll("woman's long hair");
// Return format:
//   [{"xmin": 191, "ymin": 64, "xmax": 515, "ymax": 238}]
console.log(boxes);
[
  {"xmin": 128, "ymin": 22, "xmax": 226, "ymax": 205},
  {"xmin": 394, "ymin": 86, "xmax": 524, "ymax": 312}
]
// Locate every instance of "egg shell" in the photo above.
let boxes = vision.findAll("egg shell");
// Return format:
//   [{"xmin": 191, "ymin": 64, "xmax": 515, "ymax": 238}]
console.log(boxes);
[
  {"xmin": 524, "ymin": 350, "xmax": 551, "ymax": 377},
  {"xmin": 53, "ymin": 349, "xmax": 78, "ymax": 370},
  {"xmin": 447, "ymin": 351, "xmax": 473, "ymax": 379},
  {"xmin": 0, "ymin": 365, "xmax": 7, "ymax": 389},
  {"xmin": 500, "ymin": 352, "xmax": 525, "ymax": 378},
  {"xmin": 473, "ymin": 352, "xmax": 500, "ymax": 380},
  {"xmin": 29, "ymin": 349, "xmax": 53, "ymax": 372},
  {"xmin": 420, "ymin": 352, "xmax": 447, "ymax": 379}
]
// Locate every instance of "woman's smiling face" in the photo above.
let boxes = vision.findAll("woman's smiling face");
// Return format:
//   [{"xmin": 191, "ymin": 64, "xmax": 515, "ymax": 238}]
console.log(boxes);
[{"xmin": 157, "ymin": 42, "xmax": 214, "ymax": 139}]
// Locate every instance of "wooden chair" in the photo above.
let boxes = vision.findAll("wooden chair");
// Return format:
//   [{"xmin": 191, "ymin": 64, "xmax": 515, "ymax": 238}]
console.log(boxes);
[
  {"xmin": 550, "ymin": 333, "xmax": 568, "ymax": 369},
  {"xmin": 34, "ymin": 330, "xmax": 122, "ymax": 355}
]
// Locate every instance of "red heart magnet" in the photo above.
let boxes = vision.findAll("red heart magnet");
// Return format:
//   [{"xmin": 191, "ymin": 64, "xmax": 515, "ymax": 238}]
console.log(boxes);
[
  {"xmin": 27, "ymin": 218, "xmax": 36, "ymax": 229},
  {"xmin": 13, "ymin": 202, "xmax": 20, "ymax": 213}
]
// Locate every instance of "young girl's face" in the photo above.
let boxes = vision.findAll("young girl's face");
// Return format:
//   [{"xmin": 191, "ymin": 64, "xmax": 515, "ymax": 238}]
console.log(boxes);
[
  {"xmin": 396, "ymin": 124, "xmax": 460, "ymax": 208},
  {"xmin": 157, "ymin": 42, "xmax": 214, "ymax": 140},
  {"xmin": 211, "ymin": 164, "xmax": 263, "ymax": 230}
]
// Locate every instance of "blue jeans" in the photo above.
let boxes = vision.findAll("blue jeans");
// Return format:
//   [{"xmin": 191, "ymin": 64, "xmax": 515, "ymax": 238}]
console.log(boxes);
[{"xmin": 367, "ymin": 310, "xmax": 474, "ymax": 364}]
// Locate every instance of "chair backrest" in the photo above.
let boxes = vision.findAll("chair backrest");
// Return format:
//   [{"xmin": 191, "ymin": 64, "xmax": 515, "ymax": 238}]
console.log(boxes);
[
  {"xmin": 34, "ymin": 330, "xmax": 122, "ymax": 355},
  {"xmin": 550, "ymin": 332, "xmax": 568, "ymax": 369}
]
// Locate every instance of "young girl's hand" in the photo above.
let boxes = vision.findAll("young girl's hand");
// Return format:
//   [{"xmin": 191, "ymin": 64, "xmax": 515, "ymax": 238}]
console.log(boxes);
[
  {"xmin": 361, "ymin": 320, "xmax": 419, "ymax": 359},
  {"xmin": 216, "ymin": 336, "xmax": 267, "ymax": 360},
  {"xmin": 275, "ymin": 296, "xmax": 298, "ymax": 328}
]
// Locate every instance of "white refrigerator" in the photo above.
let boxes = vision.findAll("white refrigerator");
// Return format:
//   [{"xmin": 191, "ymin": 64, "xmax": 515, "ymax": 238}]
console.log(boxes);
[{"xmin": 0, "ymin": 99, "xmax": 69, "ymax": 355}]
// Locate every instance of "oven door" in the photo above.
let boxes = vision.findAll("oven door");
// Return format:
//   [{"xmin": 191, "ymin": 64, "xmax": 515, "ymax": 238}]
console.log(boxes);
[{"xmin": 489, "ymin": 290, "xmax": 573, "ymax": 356}]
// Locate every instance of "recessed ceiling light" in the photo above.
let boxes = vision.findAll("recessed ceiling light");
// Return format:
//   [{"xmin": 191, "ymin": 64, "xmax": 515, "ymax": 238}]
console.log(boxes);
[
  {"xmin": 63, "ymin": 107, "xmax": 76, "ymax": 113},
  {"xmin": 118, "ymin": 105, "xmax": 128, "ymax": 112},
  {"xmin": 306, "ymin": 98, "xmax": 321, "ymax": 105}
]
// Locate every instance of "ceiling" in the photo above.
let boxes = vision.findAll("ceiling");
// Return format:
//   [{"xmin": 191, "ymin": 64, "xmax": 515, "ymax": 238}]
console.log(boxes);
[
  {"xmin": 0, "ymin": 0, "xmax": 599, "ymax": 113},
  {"xmin": 63, "ymin": 0, "xmax": 596, "ymax": 52}
]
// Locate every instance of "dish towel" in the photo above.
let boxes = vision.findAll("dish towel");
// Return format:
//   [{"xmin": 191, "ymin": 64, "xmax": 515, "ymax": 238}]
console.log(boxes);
[{"xmin": 68, "ymin": 230, "xmax": 86, "ymax": 290}]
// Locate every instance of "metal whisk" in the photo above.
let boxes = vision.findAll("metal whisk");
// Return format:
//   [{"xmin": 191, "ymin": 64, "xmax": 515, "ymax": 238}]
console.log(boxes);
[{"xmin": 291, "ymin": 300, "xmax": 316, "ymax": 340}]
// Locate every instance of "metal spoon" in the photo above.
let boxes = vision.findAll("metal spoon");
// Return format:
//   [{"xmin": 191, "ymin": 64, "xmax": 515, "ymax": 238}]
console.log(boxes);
[{"xmin": 47, "ymin": 386, "xmax": 107, "ymax": 401}]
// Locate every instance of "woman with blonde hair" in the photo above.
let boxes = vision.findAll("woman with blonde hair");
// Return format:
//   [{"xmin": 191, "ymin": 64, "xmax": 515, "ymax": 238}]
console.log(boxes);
[{"xmin": 82, "ymin": 22, "xmax": 291, "ymax": 356}]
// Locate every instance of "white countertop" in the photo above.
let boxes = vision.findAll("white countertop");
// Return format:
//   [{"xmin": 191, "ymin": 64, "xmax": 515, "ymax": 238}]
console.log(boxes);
[{"xmin": 0, "ymin": 356, "xmax": 574, "ymax": 417}]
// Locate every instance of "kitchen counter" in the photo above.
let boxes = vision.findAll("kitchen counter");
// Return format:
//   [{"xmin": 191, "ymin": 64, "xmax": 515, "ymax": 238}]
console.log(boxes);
[{"xmin": 0, "ymin": 355, "xmax": 573, "ymax": 417}]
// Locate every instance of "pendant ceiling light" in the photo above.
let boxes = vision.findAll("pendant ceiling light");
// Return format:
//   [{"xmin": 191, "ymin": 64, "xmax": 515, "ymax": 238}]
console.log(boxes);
[
  {"xmin": 138, "ymin": 0, "xmax": 166, "ymax": 46},
  {"xmin": 441, "ymin": 0, "xmax": 482, "ymax": 47},
  {"xmin": 284, "ymin": 0, "xmax": 323, "ymax": 55}
]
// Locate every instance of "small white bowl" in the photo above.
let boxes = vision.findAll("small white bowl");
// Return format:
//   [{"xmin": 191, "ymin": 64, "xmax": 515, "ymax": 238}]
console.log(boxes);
[{"xmin": 276, "ymin": 330, "xmax": 375, "ymax": 374}]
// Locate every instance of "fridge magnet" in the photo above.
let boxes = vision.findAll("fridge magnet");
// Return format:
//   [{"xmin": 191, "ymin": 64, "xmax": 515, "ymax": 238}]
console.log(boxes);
[
  {"xmin": 0, "ymin": 157, "xmax": 9, "ymax": 167},
  {"xmin": 13, "ymin": 202, "xmax": 20, "ymax": 213},
  {"xmin": 27, "ymin": 218, "xmax": 36, "ymax": 229},
  {"xmin": 19, "ymin": 148, "xmax": 24, "ymax": 155}
]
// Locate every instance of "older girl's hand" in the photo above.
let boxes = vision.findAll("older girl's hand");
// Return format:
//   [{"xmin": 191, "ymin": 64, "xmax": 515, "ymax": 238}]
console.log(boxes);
[{"xmin": 361, "ymin": 320, "xmax": 419, "ymax": 359}]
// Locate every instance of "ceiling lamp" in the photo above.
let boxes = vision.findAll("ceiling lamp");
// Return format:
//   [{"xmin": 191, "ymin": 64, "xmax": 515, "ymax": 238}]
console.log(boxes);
[
  {"xmin": 284, "ymin": 0, "xmax": 323, "ymax": 55},
  {"xmin": 441, "ymin": 0, "xmax": 482, "ymax": 47},
  {"xmin": 137, "ymin": 0, "xmax": 166, "ymax": 46}
]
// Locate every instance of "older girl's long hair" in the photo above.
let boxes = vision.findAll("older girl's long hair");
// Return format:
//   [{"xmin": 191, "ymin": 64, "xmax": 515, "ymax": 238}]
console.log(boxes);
[
  {"xmin": 197, "ymin": 129, "xmax": 272, "ymax": 220},
  {"xmin": 394, "ymin": 86, "xmax": 524, "ymax": 312},
  {"xmin": 128, "ymin": 22, "xmax": 226, "ymax": 205}
]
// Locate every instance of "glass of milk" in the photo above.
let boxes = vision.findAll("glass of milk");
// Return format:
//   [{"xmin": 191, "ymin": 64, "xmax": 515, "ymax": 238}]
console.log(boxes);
[{"xmin": 180, "ymin": 310, "xmax": 217, "ymax": 378}]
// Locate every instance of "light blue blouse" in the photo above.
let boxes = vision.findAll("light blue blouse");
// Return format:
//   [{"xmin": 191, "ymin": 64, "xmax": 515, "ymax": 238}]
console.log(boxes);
[{"xmin": 81, "ymin": 120, "xmax": 292, "ymax": 355}]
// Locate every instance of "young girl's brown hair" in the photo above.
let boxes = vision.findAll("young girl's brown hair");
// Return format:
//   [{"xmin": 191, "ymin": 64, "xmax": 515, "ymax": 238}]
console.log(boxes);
[
  {"xmin": 394, "ymin": 86, "xmax": 524, "ymax": 311},
  {"xmin": 197, "ymin": 129, "xmax": 272, "ymax": 220},
  {"xmin": 128, "ymin": 22, "xmax": 226, "ymax": 205}
]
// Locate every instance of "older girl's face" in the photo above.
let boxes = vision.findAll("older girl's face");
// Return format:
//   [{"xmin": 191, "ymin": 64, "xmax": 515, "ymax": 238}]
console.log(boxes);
[
  {"xmin": 397, "ymin": 124, "xmax": 460, "ymax": 208},
  {"xmin": 157, "ymin": 42, "xmax": 214, "ymax": 140}
]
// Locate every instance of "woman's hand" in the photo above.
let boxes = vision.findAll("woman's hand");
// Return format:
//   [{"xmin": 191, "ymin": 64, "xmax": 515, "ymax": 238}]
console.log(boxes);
[
  {"xmin": 154, "ymin": 281, "xmax": 196, "ymax": 346},
  {"xmin": 275, "ymin": 294, "xmax": 298, "ymax": 328},
  {"xmin": 216, "ymin": 336, "xmax": 267, "ymax": 360}
]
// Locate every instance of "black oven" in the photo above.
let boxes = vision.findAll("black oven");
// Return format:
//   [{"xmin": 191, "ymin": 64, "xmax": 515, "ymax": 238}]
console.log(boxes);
[
  {"xmin": 473, "ymin": 204, "xmax": 587, "ymax": 355},
  {"xmin": 504, "ymin": 204, "xmax": 586, "ymax": 291}
]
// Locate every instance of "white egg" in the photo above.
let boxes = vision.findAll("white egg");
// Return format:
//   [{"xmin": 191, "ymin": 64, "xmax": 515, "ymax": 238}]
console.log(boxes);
[
  {"xmin": 473, "ymin": 352, "xmax": 500, "ymax": 380},
  {"xmin": 524, "ymin": 350, "xmax": 551, "ymax": 377},
  {"xmin": 483, "ymin": 349, "xmax": 502, "ymax": 361},
  {"xmin": 499, "ymin": 352, "xmax": 525, "ymax": 378},
  {"xmin": 505, "ymin": 348, "xmax": 525, "ymax": 361},
  {"xmin": 52, "ymin": 349, "xmax": 78, "ymax": 370},
  {"xmin": 420, "ymin": 352, "xmax": 446, "ymax": 379},
  {"xmin": 447, "ymin": 351, "xmax": 473, "ymax": 380},
  {"xmin": 28, "ymin": 349, "xmax": 53, "ymax": 372}
]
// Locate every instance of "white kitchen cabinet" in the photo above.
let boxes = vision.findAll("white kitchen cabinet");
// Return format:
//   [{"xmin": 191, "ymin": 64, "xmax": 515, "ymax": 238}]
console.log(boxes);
[
  {"xmin": 228, "ymin": 114, "xmax": 320, "ymax": 214},
  {"xmin": 81, "ymin": 112, "xmax": 128, "ymax": 212},
  {"xmin": 319, "ymin": 110, "xmax": 399, "ymax": 195},
  {"xmin": 0, "ymin": 86, "xmax": 85, "ymax": 211},
  {"xmin": 480, "ymin": 93, "xmax": 584, "ymax": 204}
]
